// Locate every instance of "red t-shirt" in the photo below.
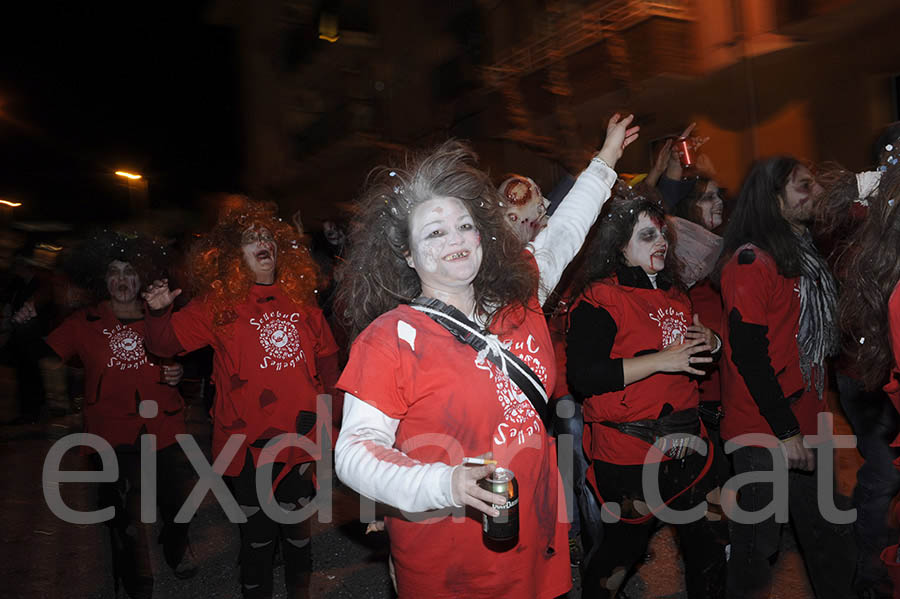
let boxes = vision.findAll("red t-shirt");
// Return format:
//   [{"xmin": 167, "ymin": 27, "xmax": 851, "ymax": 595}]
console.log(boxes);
[
  {"xmin": 572, "ymin": 277, "xmax": 699, "ymax": 465},
  {"xmin": 47, "ymin": 302, "xmax": 185, "ymax": 451},
  {"xmin": 689, "ymin": 278, "xmax": 723, "ymax": 405},
  {"xmin": 337, "ymin": 301, "xmax": 570, "ymax": 599},
  {"xmin": 163, "ymin": 284, "xmax": 339, "ymax": 476},
  {"xmin": 720, "ymin": 245, "xmax": 822, "ymax": 443}
]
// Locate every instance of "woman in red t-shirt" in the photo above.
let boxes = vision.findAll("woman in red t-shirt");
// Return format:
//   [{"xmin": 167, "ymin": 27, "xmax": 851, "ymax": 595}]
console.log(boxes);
[
  {"xmin": 142, "ymin": 198, "xmax": 340, "ymax": 599},
  {"xmin": 45, "ymin": 232, "xmax": 195, "ymax": 599},
  {"xmin": 566, "ymin": 196, "xmax": 728, "ymax": 597},
  {"xmin": 334, "ymin": 116, "xmax": 638, "ymax": 599}
]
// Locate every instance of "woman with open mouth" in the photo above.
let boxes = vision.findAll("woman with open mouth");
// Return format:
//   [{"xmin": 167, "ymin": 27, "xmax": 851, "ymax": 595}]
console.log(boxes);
[
  {"xmin": 333, "ymin": 113, "xmax": 638, "ymax": 598},
  {"xmin": 142, "ymin": 198, "xmax": 340, "ymax": 599},
  {"xmin": 566, "ymin": 195, "xmax": 728, "ymax": 597},
  {"xmin": 40, "ymin": 231, "xmax": 196, "ymax": 598}
]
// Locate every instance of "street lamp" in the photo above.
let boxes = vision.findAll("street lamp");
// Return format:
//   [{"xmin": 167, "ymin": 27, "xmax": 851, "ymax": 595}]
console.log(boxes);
[
  {"xmin": 0, "ymin": 199, "xmax": 22, "ymax": 207},
  {"xmin": 115, "ymin": 170, "xmax": 142, "ymax": 180}
]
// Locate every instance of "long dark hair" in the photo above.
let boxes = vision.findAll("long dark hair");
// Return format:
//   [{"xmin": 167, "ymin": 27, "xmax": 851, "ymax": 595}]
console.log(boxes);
[
  {"xmin": 836, "ymin": 165, "xmax": 900, "ymax": 390},
  {"xmin": 337, "ymin": 140, "xmax": 538, "ymax": 339},
  {"xmin": 721, "ymin": 156, "xmax": 803, "ymax": 277},
  {"xmin": 571, "ymin": 194, "xmax": 683, "ymax": 301}
]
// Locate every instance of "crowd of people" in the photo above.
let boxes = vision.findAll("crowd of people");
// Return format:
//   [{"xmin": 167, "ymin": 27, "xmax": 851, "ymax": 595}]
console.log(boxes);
[{"xmin": 3, "ymin": 113, "xmax": 900, "ymax": 599}]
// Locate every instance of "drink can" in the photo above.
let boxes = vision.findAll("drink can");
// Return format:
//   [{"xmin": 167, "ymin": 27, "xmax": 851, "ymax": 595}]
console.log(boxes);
[
  {"xmin": 479, "ymin": 468, "xmax": 519, "ymax": 542},
  {"xmin": 677, "ymin": 137, "xmax": 694, "ymax": 167}
]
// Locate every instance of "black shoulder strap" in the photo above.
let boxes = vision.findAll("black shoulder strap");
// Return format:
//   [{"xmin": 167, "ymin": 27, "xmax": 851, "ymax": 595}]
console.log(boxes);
[{"xmin": 410, "ymin": 297, "xmax": 551, "ymax": 430}]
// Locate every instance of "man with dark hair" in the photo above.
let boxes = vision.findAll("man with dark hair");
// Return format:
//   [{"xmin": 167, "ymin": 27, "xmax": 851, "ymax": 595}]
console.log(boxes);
[{"xmin": 719, "ymin": 156, "xmax": 856, "ymax": 598}]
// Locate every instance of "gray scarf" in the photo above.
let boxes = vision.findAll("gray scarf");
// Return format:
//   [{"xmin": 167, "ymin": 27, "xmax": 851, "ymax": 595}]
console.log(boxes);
[{"xmin": 795, "ymin": 231, "xmax": 839, "ymax": 399}]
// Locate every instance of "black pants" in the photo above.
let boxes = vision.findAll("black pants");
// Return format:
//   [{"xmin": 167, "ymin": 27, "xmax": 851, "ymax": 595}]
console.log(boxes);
[
  {"xmin": 583, "ymin": 452, "xmax": 728, "ymax": 598},
  {"xmin": 227, "ymin": 450, "xmax": 315, "ymax": 599},
  {"xmin": 727, "ymin": 445, "xmax": 856, "ymax": 599},
  {"xmin": 93, "ymin": 443, "xmax": 193, "ymax": 599}
]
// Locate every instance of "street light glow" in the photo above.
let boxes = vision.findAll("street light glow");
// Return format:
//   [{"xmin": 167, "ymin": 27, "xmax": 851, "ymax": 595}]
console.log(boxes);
[
  {"xmin": 115, "ymin": 170, "xmax": 142, "ymax": 180},
  {"xmin": 0, "ymin": 199, "xmax": 22, "ymax": 207}
]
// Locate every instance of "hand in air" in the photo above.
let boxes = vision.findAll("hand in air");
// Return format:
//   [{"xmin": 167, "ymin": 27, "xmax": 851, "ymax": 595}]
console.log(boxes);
[
  {"xmin": 141, "ymin": 279, "xmax": 182, "ymax": 310},
  {"xmin": 596, "ymin": 113, "xmax": 640, "ymax": 168}
]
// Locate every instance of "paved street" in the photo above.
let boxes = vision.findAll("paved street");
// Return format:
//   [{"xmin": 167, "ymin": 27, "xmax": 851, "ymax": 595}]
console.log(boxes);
[{"xmin": 0, "ymin": 386, "xmax": 859, "ymax": 598}]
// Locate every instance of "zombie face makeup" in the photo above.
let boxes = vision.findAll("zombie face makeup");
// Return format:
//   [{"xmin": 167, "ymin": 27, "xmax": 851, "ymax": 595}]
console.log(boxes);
[
  {"xmin": 106, "ymin": 260, "xmax": 141, "ymax": 304},
  {"xmin": 779, "ymin": 165, "xmax": 818, "ymax": 229},
  {"xmin": 696, "ymin": 181, "xmax": 724, "ymax": 231},
  {"xmin": 406, "ymin": 196, "xmax": 483, "ymax": 295},
  {"xmin": 241, "ymin": 225, "xmax": 277, "ymax": 284},
  {"xmin": 622, "ymin": 212, "xmax": 669, "ymax": 275},
  {"xmin": 499, "ymin": 175, "xmax": 550, "ymax": 243}
]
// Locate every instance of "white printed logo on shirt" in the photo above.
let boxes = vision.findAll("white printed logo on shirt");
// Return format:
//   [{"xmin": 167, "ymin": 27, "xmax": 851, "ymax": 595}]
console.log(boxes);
[
  {"xmin": 478, "ymin": 334, "xmax": 547, "ymax": 447},
  {"xmin": 104, "ymin": 324, "xmax": 148, "ymax": 370},
  {"xmin": 649, "ymin": 306, "xmax": 689, "ymax": 347},
  {"xmin": 250, "ymin": 310, "xmax": 306, "ymax": 370}
]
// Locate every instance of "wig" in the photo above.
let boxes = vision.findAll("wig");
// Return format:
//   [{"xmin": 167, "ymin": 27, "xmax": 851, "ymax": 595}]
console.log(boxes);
[
  {"xmin": 189, "ymin": 196, "xmax": 319, "ymax": 328},
  {"xmin": 720, "ymin": 156, "xmax": 804, "ymax": 278},
  {"xmin": 571, "ymin": 192, "xmax": 684, "ymax": 301},
  {"xmin": 835, "ymin": 165, "xmax": 900, "ymax": 390},
  {"xmin": 63, "ymin": 230, "xmax": 170, "ymax": 302},
  {"xmin": 336, "ymin": 140, "xmax": 538, "ymax": 339}
]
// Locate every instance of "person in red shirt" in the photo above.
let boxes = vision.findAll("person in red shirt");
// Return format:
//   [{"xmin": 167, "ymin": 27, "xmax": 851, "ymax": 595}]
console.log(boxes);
[
  {"xmin": 44, "ymin": 231, "xmax": 195, "ymax": 599},
  {"xmin": 719, "ymin": 156, "xmax": 855, "ymax": 598},
  {"xmin": 142, "ymin": 198, "xmax": 340, "ymax": 599},
  {"xmin": 566, "ymin": 195, "xmax": 727, "ymax": 597},
  {"xmin": 334, "ymin": 116, "xmax": 638, "ymax": 599}
]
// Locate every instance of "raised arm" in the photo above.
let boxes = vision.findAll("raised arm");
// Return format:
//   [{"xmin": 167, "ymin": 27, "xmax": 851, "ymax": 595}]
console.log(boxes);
[{"xmin": 530, "ymin": 114, "xmax": 639, "ymax": 304}]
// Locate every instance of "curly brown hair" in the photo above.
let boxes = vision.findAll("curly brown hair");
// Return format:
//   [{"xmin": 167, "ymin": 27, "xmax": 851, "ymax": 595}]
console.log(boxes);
[
  {"xmin": 835, "ymin": 165, "xmax": 900, "ymax": 390},
  {"xmin": 336, "ymin": 140, "xmax": 539, "ymax": 339},
  {"xmin": 189, "ymin": 196, "xmax": 319, "ymax": 328}
]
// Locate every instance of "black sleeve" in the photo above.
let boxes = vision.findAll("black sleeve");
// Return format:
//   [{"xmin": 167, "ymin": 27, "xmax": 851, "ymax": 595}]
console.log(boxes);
[
  {"xmin": 728, "ymin": 307, "xmax": 800, "ymax": 440},
  {"xmin": 657, "ymin": 175, "xmax": 695, "ymax": 213},
  {"xmin": 566, "ymin": 302, "xmax": 624, "ymax": 396}
]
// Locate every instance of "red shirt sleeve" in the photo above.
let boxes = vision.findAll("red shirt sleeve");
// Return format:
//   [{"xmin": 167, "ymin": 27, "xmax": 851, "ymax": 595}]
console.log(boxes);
[
  {"xmin": 721, "ymin": 249, "xmax": 775, "ymax": 325},
  {"xmin": 166, "ymin": 299, "xmax": 216, "ymax": 354},
  {"xmin": 337, "ymin": 319, "xmax": 411, "ymax": 419},
  {"xmin": 306, "ymin": 306, "xmax": 339, "ymax": 358},
  {"xmin": 46, "ymin": 314, "xmax": 81, "ymax": 362}
]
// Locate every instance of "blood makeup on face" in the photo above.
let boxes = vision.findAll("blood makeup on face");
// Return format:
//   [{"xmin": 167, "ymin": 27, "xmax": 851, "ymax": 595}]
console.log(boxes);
[
  {"xmin": 106, "ymin": 260, "xmax": 141, "ymax": 303},
  {"xmin": 622, "ymin": 213, "xmax": 668, "ymax": 275},
  {"xmin": 406, "ymin": 196, "xmax": 483, "ymax": 289}
]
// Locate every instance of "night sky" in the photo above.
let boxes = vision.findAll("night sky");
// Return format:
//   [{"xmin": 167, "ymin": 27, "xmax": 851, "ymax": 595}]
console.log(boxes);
[{"xmin": 0, "ymin": 2, "xmax": 241, "ymax": 224}]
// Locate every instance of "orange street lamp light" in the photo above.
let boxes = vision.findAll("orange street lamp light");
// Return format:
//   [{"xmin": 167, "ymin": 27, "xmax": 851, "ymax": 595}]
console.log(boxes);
[
  {"xmin": 0, "ymin": 199, "xmax": 22, "ymax": 207},
  {"xmin": 115, "ymin": 170, "xmax": 142, "ymax": 180}
]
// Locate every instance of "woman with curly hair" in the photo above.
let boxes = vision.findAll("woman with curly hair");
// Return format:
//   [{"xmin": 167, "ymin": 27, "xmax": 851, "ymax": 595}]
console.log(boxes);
[
  {"xmin": 333, "ymin": 114, "xmax": 638, "ymax": 598},
  {"xmin": 42, "ymin": 231, "xmax": 195, "ymax": 598},
  {"xmin": 829, "ymin": 159, "xmax": 900, "ymax": 597},
  {"xmin": 565, "ymin": 195, "xmax": 727, "ymax": 597},
  {"xmin": 142, "ymin": 197, "xmax": 339, "ymax": 599}
]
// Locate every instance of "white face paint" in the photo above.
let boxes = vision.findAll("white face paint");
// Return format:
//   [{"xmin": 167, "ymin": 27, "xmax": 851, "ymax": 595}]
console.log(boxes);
[
  {"xmin": 499, "ymin": 176, "xmax": 549, "ymax": 243},
  {"xmin": 106, "ymin": 260, "xmax": 141, "ymax": 304},
  {"xmin": 623, "ymin": 212, "xmax": 669, "ymax": 275},
  {"xmin": 241, "ymin": 225, "xmax": 277, "ymax": 284},
  {"xmin": 696, "ymin": 181, "xmax": 724, "ymax": 231},
  {"xmin": 406, "ymin": 196, "xmax": 483, "ymax": 294}
]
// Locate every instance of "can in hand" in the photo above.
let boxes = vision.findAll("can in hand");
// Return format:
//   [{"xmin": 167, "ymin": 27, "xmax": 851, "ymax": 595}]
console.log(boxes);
[
  {"xmin": 479, "ymin": 467, "xmax": 519, "ymax": 549},
  {"xmin": 677, "ymin": 137, "xmax": 694, "ymax": 167}
]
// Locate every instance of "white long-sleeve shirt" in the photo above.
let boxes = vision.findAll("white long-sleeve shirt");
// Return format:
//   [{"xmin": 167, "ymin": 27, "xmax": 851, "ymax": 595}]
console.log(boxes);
[{"xmin": 335, "ymin": 157, "xmax": 617, "ymax": 512}]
